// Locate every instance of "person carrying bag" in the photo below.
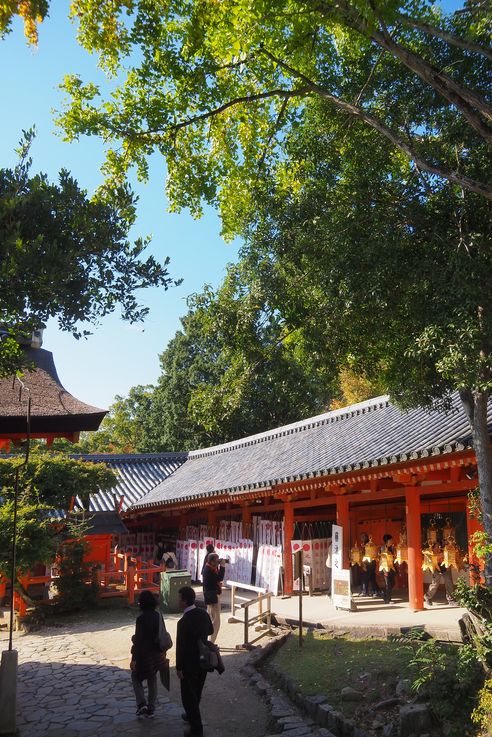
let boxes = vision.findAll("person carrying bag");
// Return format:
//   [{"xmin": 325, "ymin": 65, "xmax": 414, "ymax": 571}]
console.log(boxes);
[{"xmin": 130, "ymin": 590, "xmax": 172, "ymax": 719}]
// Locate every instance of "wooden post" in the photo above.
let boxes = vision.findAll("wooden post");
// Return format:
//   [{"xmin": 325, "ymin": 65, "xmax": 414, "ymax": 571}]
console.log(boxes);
[
  {"xmin": 91, "ymin": 565, "xmax": 102, "ymax": 597},
  {"xmin": 466, "ymin": 497, "xmax": 483, "ymax": 582},
  {"xmin": 16, "ymin": 577, "xmax": 28, "ymax": 617},
  {"xmin": 242, "ymin": 504, "xmax": 252, "ymax": 539},
  {"xmin": 127, "ymin": 563, "xmax": 136, "ymax": 605},
  {"xmin": 336, "ymin": 497, "xmax": 350, "ymax": 568},
  {"xmin": 406, "ymin": 488, "xmax": 424, "ymax": 611},
  {"xmin": 243, "ymin": 603, "xmax": 249, "ymax": 647},
  {"xmin": 284, "ymin": 501, "xmax": 294, "ymax": 595}
]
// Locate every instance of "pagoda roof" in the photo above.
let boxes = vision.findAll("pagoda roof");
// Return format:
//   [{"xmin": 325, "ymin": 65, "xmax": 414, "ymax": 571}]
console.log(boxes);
[{"xmin": 0, "ymin": 347, "xmax": 106, "ymax": 434}]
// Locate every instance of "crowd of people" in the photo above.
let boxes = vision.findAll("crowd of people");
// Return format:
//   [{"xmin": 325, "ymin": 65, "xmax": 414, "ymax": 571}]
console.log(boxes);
[{"xmin": 348, "ymin": 531, "xmax": 457, "ymax": 605}]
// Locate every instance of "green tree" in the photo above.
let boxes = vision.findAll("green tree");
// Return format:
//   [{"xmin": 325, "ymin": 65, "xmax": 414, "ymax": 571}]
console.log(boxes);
[
  {"xmin": 135, "ymin": 269, "xmax": 334, "ymax": 450},
  {"xmin": 28, "ymin": 0, "xmax": 492, "ymax": 570},
  {"xmin": 59, "ymin": 0, "xmax": 491, "ymax": 219},
  {"xmin": 225, "ymin": 95, "xmax": 492, "ymax": 578},
  {"xmin": 0, "ymin": 130, "xmax": 176, "ymax": 376},
  {"xmin": 0, "ymin": 1, "xmax": 48, "ymax": 45},
  {"xmin": 0, "ymin": 452, "xmax": 117, "ymax": 576},
  {"xmin": 57, "ymin": 385, "xmax": 157, "ymax": 453}
]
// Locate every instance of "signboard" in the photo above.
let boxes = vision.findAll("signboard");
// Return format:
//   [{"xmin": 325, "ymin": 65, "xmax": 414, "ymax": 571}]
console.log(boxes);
[
  {"xmin": 332, "ymin": 568, "xmax": 352, "ymax": 610},
  {"xmin": 331, "ymin": 524, "xmax": 353, "ymax": 610},
  {"xmin": 331, "ymin": 524, "xmax": 343, "ymax": 593}
]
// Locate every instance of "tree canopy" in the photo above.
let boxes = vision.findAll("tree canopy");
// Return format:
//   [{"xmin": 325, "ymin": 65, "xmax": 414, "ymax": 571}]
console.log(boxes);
[
  {"xmin": 0, "ymin": 452, "xmax": 117, "ymax": 575},
  {"xmin": 69, "ymin": 270, "xmax": 342, "ymax": 453},
  {"xmin": 58, "ymin": 0, "xmax": 491, "ymax": 231},
  {"xmin": 0, "ymin": 131, "xmax": 176, "ymax": 376},
  {"xmin": 220, "ymin": 93, "xmax": 492, "ymax": 574}
]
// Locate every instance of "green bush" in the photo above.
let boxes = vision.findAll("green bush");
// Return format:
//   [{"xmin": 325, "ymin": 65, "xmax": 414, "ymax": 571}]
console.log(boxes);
[
  {"xmin": 51, "ymin": 519, "xmax": 97, "ymax": 613},
  {"xmin": 472, "ymin": 678, "xmax": 492, "ymax": 731}
]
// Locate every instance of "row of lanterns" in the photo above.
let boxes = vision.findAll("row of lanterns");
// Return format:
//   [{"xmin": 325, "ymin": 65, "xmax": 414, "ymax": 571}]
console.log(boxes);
[{"xmin": 350, "ymin": 517, "xmax": 465, "ymax": 573}]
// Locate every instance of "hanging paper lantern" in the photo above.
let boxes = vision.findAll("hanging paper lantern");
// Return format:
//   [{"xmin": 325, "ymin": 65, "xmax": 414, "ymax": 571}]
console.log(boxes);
[
  {"xmin": 395, "ymin": 527, "xmax": 408, "ymax": 565},
  {"xmin": 362, "ymin": 535, "xmax": 378, "ymax": 563},
  {"xmin": 443, "ymin": 535, "xmax": 460, "ymax": 570},
  {"xmin": 422, "ymin": 545, "xmax": 440, "ymax": 572},
  {"xmin": 442, "ymin": 517, "xmax": 455, "ymax": 543},
  {"xmin": 426, "ymin": 519, "xmax": 439, "ymax": 545},
  {"xmin": 350, "ymin": 543, "xmax": 362, "ymax": 567},
  {"xmin": 379, "ymin": 546, "xmax": 395, "ymax": 573}
]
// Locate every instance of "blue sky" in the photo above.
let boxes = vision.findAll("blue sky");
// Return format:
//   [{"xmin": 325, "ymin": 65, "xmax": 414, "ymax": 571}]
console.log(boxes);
[
  {"xmin": 0, "ymin": 6, "xmax": 240, "ymax": 409},
  {"xmin": 1, "ymin": 1, "xmax": 462, "ymax": 410}
]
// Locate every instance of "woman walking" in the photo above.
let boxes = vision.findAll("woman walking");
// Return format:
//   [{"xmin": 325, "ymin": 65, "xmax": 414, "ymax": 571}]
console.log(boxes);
[{"xmin": 130, "ymin": 589, "xmax": 169, "ymax": 718}]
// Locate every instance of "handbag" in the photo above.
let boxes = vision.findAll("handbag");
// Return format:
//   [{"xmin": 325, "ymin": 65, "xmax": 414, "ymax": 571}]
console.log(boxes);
[
  {"xmin": 198, "ymin": 639, "xmax": 224, "ymax": 673},
  {"xmin": 159, "ymin": 657, "xmax": 170, "ymax": 690},
  {"xmin": 156, "ymin": 613, "xmax": 173, "ymax": 652}
]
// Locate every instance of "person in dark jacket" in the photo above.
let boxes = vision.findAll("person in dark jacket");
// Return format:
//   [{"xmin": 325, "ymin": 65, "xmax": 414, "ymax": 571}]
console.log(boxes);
[
  {"xmin": 200, "ymin": 543, "xmax": 215, "ymax": 576},
  {"xmin": 130, "ymin": 589, "xmax": 167, "ymax": 718},
  {"xmin": 202, "ymin": 553, "xmax": 225, "ymax": 642},
  {"xmin": 176, "ymin": 586, "xmax": 214, "ymax": 737}
]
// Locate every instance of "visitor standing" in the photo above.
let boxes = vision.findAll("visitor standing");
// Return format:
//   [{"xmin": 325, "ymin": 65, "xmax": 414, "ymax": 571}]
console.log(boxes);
[
  {"xmin": 176, "ymin": 586, "xmax": 214, "ymax": 737},
  {"xmin": 379, "ymin": 534, "xmax": 396, "ymax": 604},
  {"xmin": 201, "ymin": 543, "xmax": 215, "ymax": 575},
  {"xmin": 424, "ymin": 543, "xmax": 457, "ymax": 606},
  {"xmin": 202, "ymin": 553, "xmax": 225, "ymax": 643}
]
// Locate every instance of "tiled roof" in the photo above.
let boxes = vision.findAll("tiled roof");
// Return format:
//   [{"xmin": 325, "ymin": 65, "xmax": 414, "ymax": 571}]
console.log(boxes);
[
  {"xmin": 131, "ymin": 394, "xmax": 488, "ymax": 509},
  {"xmin": 0, "ymin": 348, "xmax": 106, "ymax": 433},
  {"xmin": 71, "ymin": 453, "xmax": 188, "ymax": 512}
]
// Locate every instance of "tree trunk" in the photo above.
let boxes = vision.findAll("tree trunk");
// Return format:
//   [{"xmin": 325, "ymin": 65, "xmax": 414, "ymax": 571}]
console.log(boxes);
[{"xmin": 460, "ymin": 389, "xmax": 492, "ymax": 585}]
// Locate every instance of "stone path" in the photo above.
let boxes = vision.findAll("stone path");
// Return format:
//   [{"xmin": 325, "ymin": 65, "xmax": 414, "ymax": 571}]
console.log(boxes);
[
  {"xmin": 14, "ymin": 631, "xmax": 187, "ymax": 737},
  {"xmin": 1, "ymin": 591, "xmax": 464, "ymax": 737}
]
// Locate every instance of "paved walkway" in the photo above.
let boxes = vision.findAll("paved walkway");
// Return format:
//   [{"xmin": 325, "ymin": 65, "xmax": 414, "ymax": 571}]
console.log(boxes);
[
  {"xmin": 13, "ymin": 630, "xmax": 186, "ymax": 737},
  {"xmin": 0, "ymin": 588, "xmax": 466, "ymax": 736},
  {"xmin": 268, "ymin": 589, "xmax": 465, "ymax": 641}
]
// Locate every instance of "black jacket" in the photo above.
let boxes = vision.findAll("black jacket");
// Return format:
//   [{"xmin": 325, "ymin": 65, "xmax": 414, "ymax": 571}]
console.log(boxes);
[
  {"xmin": 131, "ymin": 609, "xmax": 164, "ymax": 681},
  {"xmin": 176, "ymin": 606, "xmax": 214, "ymax": 674},
  {"xmin": 202, "ymin": 564, "xmax": 225, "ymax": 605}
]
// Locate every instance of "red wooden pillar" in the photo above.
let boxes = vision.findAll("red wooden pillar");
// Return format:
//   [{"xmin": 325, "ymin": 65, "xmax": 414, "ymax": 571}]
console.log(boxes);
[
  {"xmin": 466, "ymin": 498, "xmax": 483, "ymax": 582},
  {"xmin": 242, "ymin": 504, "xmax": 252, "ymax": 538},
  {"xmin": 283, "ymin": 501, "xmax": 294, "ymax": 595},
  {"xmin": 207, "ymin": 509, "xmax": 216, "ymax": 536},
  {"xmin": 406, "ymin": 488, "xmax": 423, "ymax": 610},
  {"xmin": 336, "ymin": 497, "xmax": 350, "ymax": 568}
]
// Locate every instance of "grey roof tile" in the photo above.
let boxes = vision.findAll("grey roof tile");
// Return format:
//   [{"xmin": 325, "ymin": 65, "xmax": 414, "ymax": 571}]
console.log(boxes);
[
  {"xmin": 70, "ymin": 452, "xmax": 187, "ymax": 511},
  {"xmin": 132, "ymin": 394, "xmax": 487, "ymax": 509}
]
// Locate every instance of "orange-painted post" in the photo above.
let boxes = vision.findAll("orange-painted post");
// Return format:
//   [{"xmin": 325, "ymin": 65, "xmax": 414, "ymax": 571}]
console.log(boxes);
[
  {"xmin": 207, "ymin": 509, "xmax": 216, "ymax": 536},
  {"xmin": 127, "ymin": 563, "xmax": 136, "ymax": 605},
  {"xmin": 284, "ymin": 501, "xmax": 294, "ymax": 595},
  {"xmin": 406, "ymin": 489, "xmax": 424, "ymax": 611},
  {"xmin": 17, "ymin": 576, "xmax": 28, "ymax": 617},
  {"xmin": 336, "ymin": 498, "xmax": 350, "ymax": 568},
  {"xmin": 466, "ymin": 499, "xmax": 483, "ymax": 582}
]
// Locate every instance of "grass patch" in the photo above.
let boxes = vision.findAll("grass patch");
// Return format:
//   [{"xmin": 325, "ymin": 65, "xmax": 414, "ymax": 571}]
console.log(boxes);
[
  {"xmin": 270, "ymin": 629, "xmax": 413, "ymax": 711},
  {"xmin": 266, "ymin": 629, "xmax": 484, "ymax": 736}
]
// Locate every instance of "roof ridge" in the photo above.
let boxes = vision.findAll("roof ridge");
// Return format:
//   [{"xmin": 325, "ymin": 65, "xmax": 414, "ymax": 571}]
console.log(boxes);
[
  {"xmin": 189, "ymin": 395, "xmax": 390, "ymax": 460},
  {"xmin": 71, "ymin": 452, "xmax": 188, "ymax": 461}
]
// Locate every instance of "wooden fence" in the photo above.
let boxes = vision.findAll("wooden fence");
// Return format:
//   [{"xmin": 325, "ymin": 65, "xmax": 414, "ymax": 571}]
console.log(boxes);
[{"xmin": 0, "ymin": 552, "xmax": 164, "ymax": 617}]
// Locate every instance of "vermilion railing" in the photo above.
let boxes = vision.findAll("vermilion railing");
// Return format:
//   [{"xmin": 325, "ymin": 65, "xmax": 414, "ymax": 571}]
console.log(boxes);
[{"xmin": 2, "ymin": 555, "xmax": 164, "ymax": 617}]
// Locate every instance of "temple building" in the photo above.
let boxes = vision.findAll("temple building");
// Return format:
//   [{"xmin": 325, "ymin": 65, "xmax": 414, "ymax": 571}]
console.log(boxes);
[
  {"xmin": 119, "ymin": 394, "xmax": 488, "ymax": 611},
  {"xmin": 0, "ymin": 330, "xmax": 106, "ymax": 450}
]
